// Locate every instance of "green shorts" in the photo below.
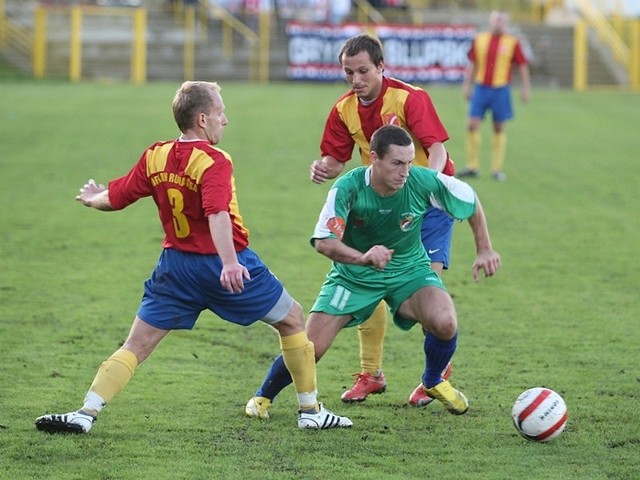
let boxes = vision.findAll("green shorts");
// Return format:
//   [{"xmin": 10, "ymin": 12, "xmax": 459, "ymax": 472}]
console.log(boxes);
[{"xmin": 310, "ymin": 264, "xmax": 446, "ymax": 331}]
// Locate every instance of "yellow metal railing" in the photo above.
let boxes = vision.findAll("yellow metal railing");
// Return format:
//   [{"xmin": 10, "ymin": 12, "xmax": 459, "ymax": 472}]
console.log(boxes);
[
  {"xmin": 353, "ymin": 0, "xmax": 386, "ymax": 25},
  {"xmin": 33, "ymin": 5, "xmax": 147, "ymax": 83},
  {"xmin": 572, "ymin": 0, "xmax": 639, "ymax": 90},
  {"xmin": 171, "ymin": 0, "xmax": 269, "ymax": 82},
  {"xmin": 0, "ymin": 0, "xmax": 6, "ymax": 48},
  {"xmin": 573, "ymin": 20, "xmax": 588, "ymax": 91},
  {"xmin": 3, "ymin": 17, "xmax": 32, "ymax": 58},
  {"xmin": 574, "ymin": 0, "xmax": 629, "ymax": 64},
  {"xmin": 353, "ymin": 0, "xmax": 568, "ymax": 26}
]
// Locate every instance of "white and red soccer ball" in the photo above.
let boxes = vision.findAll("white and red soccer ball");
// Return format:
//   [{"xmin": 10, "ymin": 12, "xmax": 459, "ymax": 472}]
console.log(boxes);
[{"xmin": 512, "ymin": 387, "xmax": 568, "ymax": 442}]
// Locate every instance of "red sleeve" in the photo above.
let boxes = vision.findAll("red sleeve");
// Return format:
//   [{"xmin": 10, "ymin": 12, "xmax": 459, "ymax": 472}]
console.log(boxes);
[
  {"xmin": 319, "ymin": 104, "xmax": 354, "ymax": 163},
  {"xmin": 200, "ymin": 155, "xmax": 233, "ymax": 217},
  {"xmin": 403, "ymin": 89, "xmax": 449, "ymax": 149},
  {"xmin": 467, "ymin": 40, "xmax": 476, "ymax": 62},
  {"xmin": 108, "ymin": 149, "xmax": 153, "ymax": 210},
  {"xmin": 513, "ymin": 41, "xmax": 528, "ymax": 65}
]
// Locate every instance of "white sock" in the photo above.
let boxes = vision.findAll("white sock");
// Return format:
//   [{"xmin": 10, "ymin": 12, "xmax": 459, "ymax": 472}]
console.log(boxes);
[{"xmin": 82, "ymin": 391, "xmax": 106, "ymax": 415}]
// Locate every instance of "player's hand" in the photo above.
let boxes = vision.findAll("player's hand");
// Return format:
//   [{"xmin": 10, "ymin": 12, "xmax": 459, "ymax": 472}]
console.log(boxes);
[
  {"xmin": 471, "ymin": 249, "xmax": 501, "ymax": 282},
  {"xmin": 220, "ymin": 263, "xmax": 251, "ymax": 294},
  {"xmin": 310, "ymin": 160, "xmax": 329, "ymax": 184},
  {"xmin": 76, "ymin": 179, "xmax": 106, "ymax": 206},
  {"xmin": 362, "ymin": 245, "xmax": 394, "ymax": 270},
  {"xmin": 463, "ymin": 84, "xmax": 472, "ymax": 101}
]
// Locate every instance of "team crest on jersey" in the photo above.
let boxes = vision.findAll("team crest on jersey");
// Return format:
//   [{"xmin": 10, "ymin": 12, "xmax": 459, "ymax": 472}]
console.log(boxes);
[
  {"xmin": 326, "ymin": 217, "xmax": 346, "ymax": 240},
  {"xmin": 382, "ymin": 114, "xmax": 400, "ymax": 126},
  {"xmin": 400, "ymin": 212, "xmax": 417, "ymax": 232}
]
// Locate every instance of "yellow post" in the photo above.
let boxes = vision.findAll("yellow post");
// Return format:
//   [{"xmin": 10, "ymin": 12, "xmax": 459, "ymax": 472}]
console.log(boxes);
[
  {"xmin": 183, "ymin": 6, "xmax": 195, "ymax": 81},
  {"xmin": 33, "ymin": 6, "xmax": 47, "ymax": 78},
  {"xmin": 131, "ymin": 7, "xmax": 147, "ymax": 84},
  {"xmin": 223, "ymin": 20, "xmax": 232, "ymax": 60},
  {"xmin": 258, "ymin": 10, "xmax": 270, "ymax": 83},
  {"xmin": 69, "ymin": 6, "xmax": 82, "ymax": 82},
  {"xmin": 197, "ymin": 0, "xmax": 207, "ymax": 42},
  {"xmin": 630, "ymin": 20, "xmax": 640, "ymax": 91},
  {"xmin": 0, "ymin": 0, "xmax": 6, "ymax": 48},
  {"xmin": 573, "ymin": 20, "xmax": 587, "ymax": 91},
  {"xmin": 531, "ymin": 0, "xmax": 541, "ymax": 24}
]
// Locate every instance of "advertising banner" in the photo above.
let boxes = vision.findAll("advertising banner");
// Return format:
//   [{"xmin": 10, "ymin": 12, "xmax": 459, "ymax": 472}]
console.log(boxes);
[{"xmin": 287, "ymin": 22, "xmax": 476, "ymax": 83}]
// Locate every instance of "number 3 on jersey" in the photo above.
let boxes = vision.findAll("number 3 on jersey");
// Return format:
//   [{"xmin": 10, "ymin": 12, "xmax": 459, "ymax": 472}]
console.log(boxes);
[{"xmin": 167, "ymin": 188, "xmax": 190, "ymax": 238}]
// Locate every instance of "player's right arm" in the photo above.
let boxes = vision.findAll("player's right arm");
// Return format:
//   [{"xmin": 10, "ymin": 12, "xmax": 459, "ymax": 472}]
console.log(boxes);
[
  {"xmin": 76, "ymin": 179, "xmax": 113, "ymax": 211},
  {"xmin": 311, "ymin": 102, "xmax": 354, "ymax": 184},
  {"xmin": 462, "ymin": 62, "xmax": 477, "ymax": 100},
  {"xmin": 314, "ymin": 238, "xmax": 393, "ymax": 270},
  {"xmin": 310, "ymin": 155, "xmax": 346, "ymax": 184},
  {"xmin": 463, "ymin": 40, "xmax": 478, "ymax": 100},
  {"xmin": 311, "ymin": 179, "xmax": 393, "ymax": 269}
]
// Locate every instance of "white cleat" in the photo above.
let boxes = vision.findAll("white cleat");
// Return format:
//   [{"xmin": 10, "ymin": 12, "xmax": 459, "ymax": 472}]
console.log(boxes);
[
  {"xmin": 35, "ymin": 410, "xmax": 95, "ymax": 434},
  {"xmin": 298, "ymin": 403, "xmax": 353, "ymax": 429}
]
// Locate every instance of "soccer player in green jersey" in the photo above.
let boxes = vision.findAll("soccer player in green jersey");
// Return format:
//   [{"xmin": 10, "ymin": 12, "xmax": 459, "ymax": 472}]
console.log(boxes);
[{"xmin": 245, "ymin": 124, "xmax": 501, "ymax": 418}]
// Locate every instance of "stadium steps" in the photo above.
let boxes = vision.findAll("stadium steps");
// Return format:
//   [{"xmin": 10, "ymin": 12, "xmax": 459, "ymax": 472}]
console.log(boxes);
[{"xmin": 0, "ymin": 1, "xmax": 625, "ymax": 86}]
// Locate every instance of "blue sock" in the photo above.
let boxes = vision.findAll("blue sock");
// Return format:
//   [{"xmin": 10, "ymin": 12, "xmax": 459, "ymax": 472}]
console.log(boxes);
[
  {"xmin": 254, "ymin": 354, "xmax": 293, "ymax": 402},
  {"xmin": 422, "ymin": 331, "xmax": 457, "ymax": 388}
]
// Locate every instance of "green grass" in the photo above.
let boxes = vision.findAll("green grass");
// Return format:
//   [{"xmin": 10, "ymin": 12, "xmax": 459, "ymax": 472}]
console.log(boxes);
[{"xmin": 0, "ymin": 79, "xmax": 639, "ymax": 480}]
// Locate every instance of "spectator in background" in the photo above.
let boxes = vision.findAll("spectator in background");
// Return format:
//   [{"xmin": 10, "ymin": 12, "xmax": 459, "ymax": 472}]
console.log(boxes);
[
  {"xmin": 328, "ymin": 0, "xmax": 352, "ymax": 25},
  {"xmin": 458, "ymin": 10, "xmax": 531, "ymax": 182}
]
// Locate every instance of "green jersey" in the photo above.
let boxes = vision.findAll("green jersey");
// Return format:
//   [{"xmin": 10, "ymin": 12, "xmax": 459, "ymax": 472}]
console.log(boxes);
[{"xmin": 312, "ymin": 166, "xmax": 477, "ymax": 279}]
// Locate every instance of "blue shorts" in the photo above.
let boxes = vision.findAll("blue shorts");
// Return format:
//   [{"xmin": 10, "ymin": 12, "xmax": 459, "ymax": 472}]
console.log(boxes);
[
  {"xmin": 469, "ymin": 84, "xmax": 514, "ymax": 123},
  {"xmin": 421, "ymin": 207, "xmax": 454, "ymax": 269},
  {"xmin": 137, "ymin": 248, "xmax": 292, "ymax": 330}
]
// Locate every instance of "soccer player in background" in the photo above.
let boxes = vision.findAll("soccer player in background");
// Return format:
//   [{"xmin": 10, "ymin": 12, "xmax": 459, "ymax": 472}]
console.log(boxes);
[
  {"xmin": 35, "ymin": 81, "xmax": 352, "ymax": 434},
  {"xmin": 458, "ymin": 10, "xmax": 531, "ymax": 182},
  {"xmin": 307, "ymin": 33, "xmax": 456, "ymax": 408},
  {"xmin": 245, "ymin": 125, "xmax": 501, "ymax": 419}
]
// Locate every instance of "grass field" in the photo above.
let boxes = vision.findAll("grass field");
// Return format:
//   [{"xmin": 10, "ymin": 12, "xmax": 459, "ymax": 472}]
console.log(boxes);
[{"xmin": 0, "ymin": 79, "xmax": 638, "ymax": 480}]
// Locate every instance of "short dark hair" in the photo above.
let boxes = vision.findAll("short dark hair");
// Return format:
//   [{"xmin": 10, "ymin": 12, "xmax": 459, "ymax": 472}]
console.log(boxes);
[
  {"xmin": 338, "ymin": 34, "xmax": 384, "ymax": 66},
  {"xmin": 370, "ymin": 125, "xmax": 412, "ymax": 158}
]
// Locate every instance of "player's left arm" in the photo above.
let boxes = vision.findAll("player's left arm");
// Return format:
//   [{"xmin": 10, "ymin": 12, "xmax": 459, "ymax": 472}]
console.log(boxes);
[
  {"xmin": 467, "ymin": 199, "xmax": 501, "ymax": 282},
  {"xmin": 518, "ymin": 62, "xmax": 531, "ymax": 103},
  {"xmin": 514, "ymin": 41, "xmax": 531, "ymax": 103},
  {"xmin": 426, "ymin": 172, "xmax": 500, "ymax": 280},
  {"xmin": 405, "ymin": 91, "xmax": 449, "ymax": 172},
  {"xmin": 426, "ymin": 142, "xmax": 448, "ymax": 173},
  {"xmin": 208, "ymin": 211, "xmax": 250, "ymax": 294}
]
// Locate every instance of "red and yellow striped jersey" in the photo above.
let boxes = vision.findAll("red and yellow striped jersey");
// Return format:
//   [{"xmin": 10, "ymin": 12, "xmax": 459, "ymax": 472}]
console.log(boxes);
[
  {"xmin": 108, "ymin": 140, "xmax": 249, "ymax": 255},
  {"xmin": 320, "ymin": 76, "xmax": 455, "ymax": 175},
  {"xmin": 469, "ymin": 32, "xmax": 528, "ymax": 88}
]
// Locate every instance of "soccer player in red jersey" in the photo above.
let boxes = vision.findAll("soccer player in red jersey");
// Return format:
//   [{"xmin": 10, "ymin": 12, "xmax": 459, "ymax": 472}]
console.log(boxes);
[
  {"xmin": 35, "ymin": 81, "xmax": 351, "ymax": 434},
  {"xmin": 459, "ymin": 10, "xmax": 531, "ymax": 181}
]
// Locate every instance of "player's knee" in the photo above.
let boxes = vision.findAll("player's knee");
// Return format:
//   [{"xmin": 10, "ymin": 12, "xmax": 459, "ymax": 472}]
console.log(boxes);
[
  {"xmin": 275, "ymin": 300, "xmax": 305, "ymax": 333},
  {"xmin": 430, "ymin": 314, "xmax": 457, "ymax": 340}
]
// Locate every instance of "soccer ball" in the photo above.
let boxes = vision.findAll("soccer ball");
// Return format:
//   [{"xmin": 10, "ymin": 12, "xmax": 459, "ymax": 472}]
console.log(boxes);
[{"xmin": 511, "ymin": 387, "xmax": 568, "ymax": 442}]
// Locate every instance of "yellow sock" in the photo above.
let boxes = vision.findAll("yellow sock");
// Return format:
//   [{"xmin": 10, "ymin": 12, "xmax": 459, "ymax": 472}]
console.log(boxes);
[
  {"xmin": 466, "ymin": 130, "xmax": 481, "ymax": 170},
  {"xmin": 357, "ymin": 301, "xmax": 388, "ymax": 375},
  {"xmin": 280, "ymin": 331, "xmax": 318, "ymax": 410},
  {"xmin": 491, "ymin": 131, "xmax": 507, "ymax": 172},
  {"xmin": 87, "ymin": 349, "xmax": 138, "ymax": 405}
]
